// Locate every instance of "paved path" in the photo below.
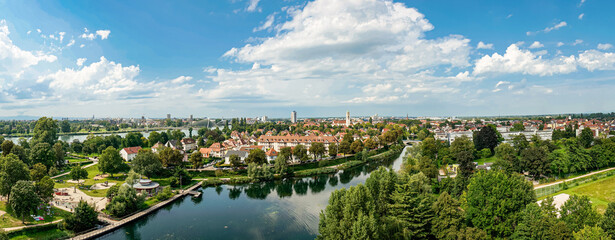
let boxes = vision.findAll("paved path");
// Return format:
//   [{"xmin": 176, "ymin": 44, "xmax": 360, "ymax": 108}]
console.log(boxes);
[
  {"xmin": 51, "ymin": 161, "xmax": 98, "ymax": 179},
  {"xmin": 2, "ymin": 219, "xmax": 64, "ymax": 232},
  {"xmin": 534, "ymin": 167, "xmax": 615, "ymax": 189},
  {"xmin": 71, "ymin": 181, "xmax": 203, "ymax": 240}
]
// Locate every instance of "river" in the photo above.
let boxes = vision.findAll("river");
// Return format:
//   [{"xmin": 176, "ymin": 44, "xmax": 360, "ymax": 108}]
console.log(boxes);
[{"xmin": 98, "ymin": 146, "xmax": 409, "ymax": 240}]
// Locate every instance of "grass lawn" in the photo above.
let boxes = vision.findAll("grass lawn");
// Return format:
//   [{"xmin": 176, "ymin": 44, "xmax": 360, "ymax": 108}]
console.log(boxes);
[
  {"xmin": 9, "ymin": 228, "xmax": 70, "ymax": 240},
  {"xmin": 54, "ymin": 165, "xmax": 127, "ymax": 198},
  {"xmin": 541, "ymin": 174, "xmax": 615, "ymax": 214},
  {"xmin": 0, "ymin": 201, "xmax": 71, "ymax": 229},
  {"xmin": 475, "ymin": 156, "xmax": 496, "ymax": 165}
]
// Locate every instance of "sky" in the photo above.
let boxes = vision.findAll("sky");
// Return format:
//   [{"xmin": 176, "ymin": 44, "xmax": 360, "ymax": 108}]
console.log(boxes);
[{"xmin": 1, "ymin": 0, "xmax": 615, "ymax": 119}]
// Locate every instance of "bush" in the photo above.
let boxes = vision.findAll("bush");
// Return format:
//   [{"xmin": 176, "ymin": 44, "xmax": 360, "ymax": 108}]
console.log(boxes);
[{"xmin": 155, "ymin": 187, "xmax": 174, "ymax": 201}]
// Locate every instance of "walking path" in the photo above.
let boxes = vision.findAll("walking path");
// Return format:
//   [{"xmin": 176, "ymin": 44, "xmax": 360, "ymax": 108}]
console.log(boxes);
[
  {"xmin": 51, "ymin": 161, "xmax": 98, "ymax": 179},
  {"xmin": 2, "ymin": 219, "xmax": 64, "ymax": 232},
  {"xmin": 534, "ymin": 167, "xmax": 615, "ymax": 189},
  {"xmin": 70, "ymin": 181, "xmax": 203, "ymax": 240}
]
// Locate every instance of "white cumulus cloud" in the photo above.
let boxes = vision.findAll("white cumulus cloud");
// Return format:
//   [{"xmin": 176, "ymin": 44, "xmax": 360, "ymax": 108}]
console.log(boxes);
[
  {"xmin": 529, "ymin": 41, "xmax": 544, "ymax": 49},
  {"xmin": 0, "ymin": 19, "xmax": 57, "ymax": 78},
  {"xmin": 477, "ymin": 41, "xmax": 494, "ymax": 50},
  {"xmin": 474, "ymin": 44, "xmax": 577, "ymax": 76},
  {"xmin": 597, "ymin": 43, "xmax": 613, "ymax": 50}
]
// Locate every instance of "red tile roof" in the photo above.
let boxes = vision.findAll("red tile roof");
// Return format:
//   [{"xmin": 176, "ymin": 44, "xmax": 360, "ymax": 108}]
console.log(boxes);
[{"xmin": 122, "ymin": 146, "xmax": 142, "ymax": 155}]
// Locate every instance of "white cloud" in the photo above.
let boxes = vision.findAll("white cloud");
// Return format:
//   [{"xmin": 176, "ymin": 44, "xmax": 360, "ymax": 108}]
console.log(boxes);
[
  {"xmin": 254, "ymin": 13, "xmax": 275, "ymax": 32},
  {"xmin": 80, "ymin": 28, "xmax": 111, "ymax": 40},
  {"xmin": 527, "ymin": 21, "xmax": 567, "ymax": 35},
  {"xmin": 171, "ymin": 76, "xmax": 192, "ymax": 84},
  {"xmin": 76, "ymin": 58, "xmax": 87, "ymax": 66},
  {"xmin": 557, "ymin": 42, "xmax": 565, "ymax": 47},
  {"xmin": 38, "ymin": 56, "xmax": 139, "ymax": 97},
  {"xmin": 67, "ymin": 39, "xmax": 75, "ymax": 47},
  {"xmin": 80, "ymin": 44, "xmax": 85, "ymax": 48},
  {"xmin": 246, "ymin": 0, "xmax": 260, "ymax": 12},
  {"xmin": 80, "ymin": 33, "xmax": 95, "ymax": 40},
  {"xmin": 212, "ymin": 0, "xmax": 474, "ymax": 106},
  {"xmin": 529, "ymin": 41, "xmax": 544, "ymax": 49},
  {"xmin": 475, "ymin": 44, "xmax": 615, "ymax": 76},
  {"xmin": 506, "ymin": 14, "xmax": 513, "ymax": 19},
  {"xmin": 477, "ymin": 41, "xmax": 493, "ymax": 50},
  {"xmin": 579, "ymin": 0, "xmax": 586, "ymax": 6},
  {"xmin": 573, "ymin": 39, "xmax": 583, "ymax": 46},
  {"xmin": 474, "ymin": 44, "xmax": 577, "ymax": 76},
  {"xmin": 0, "ymin": 19, "xmax": 57, "ymax": 78},
  {"xmin": 96, "ymin": 30, "xmax": 110, "ymax": 40},
  {"xmin": 59, "ymin": 32, "xmax": 65, "ymax": 42},
  {"xmin": 577, "ymin": 50, "xmax": 615, "ymax": 71},
  {"xmin": 597, "ymin": 43, "xmax": 613, "ymax": 50},
  {"xmin": 578, "ymin": 13, "xmax": 584, "ymax": 20}
]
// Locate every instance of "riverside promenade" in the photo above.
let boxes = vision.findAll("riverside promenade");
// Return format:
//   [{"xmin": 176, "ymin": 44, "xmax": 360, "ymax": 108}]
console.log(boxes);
[{"xmin": 71, "ymin": 181, "xmax": 203, "ymax": 240}]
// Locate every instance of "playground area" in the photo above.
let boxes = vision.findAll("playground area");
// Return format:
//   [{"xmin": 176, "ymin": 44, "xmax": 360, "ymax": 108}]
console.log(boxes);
[{"xmin": 52, "ymin": 188, "xmax": 107, "ymax": 212}]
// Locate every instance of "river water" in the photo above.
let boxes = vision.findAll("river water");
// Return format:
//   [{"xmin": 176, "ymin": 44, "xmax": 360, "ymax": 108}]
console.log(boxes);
[{"xmin": 98, "ymin": 147, "xmax": 409, "ymax": 240}]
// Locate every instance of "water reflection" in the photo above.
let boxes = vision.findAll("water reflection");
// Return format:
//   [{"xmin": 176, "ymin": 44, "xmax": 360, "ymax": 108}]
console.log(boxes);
[{"xmin": 99, "ymin": 147, "xmax": 408, "ymax": 240}]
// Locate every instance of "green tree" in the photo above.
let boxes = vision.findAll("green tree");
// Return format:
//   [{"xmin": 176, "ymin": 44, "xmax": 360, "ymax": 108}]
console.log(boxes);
[
  {"xmin": 493, "ymin": 143, "xmax": 518, "ymax": 173},
  {"xmin": 310, "ymin": 142, "xmax": 326, "ymax": 159},
  {"xmin": 0, "ymin": 140, "xmax": 13, "ymax": 156},
  {"xmin": 573, "ymin": 225, "xmax": 610, "ymax": 240},
  {"xmin": 32, "ymin": 117, "xmax": 58, "ymax": 146},
  {"xmin": 131, "ymin": 149, "xmax": 162, "ymax": 178},
  {"xmin": 60, "ymin": 120, "xmax": 71, "ymax": 133},
  {"xmin": 246, "ymin": 148, "xmax": 267, "ymax": 165},
  {"xmin": 450, "ymin": 136, "xmax": 475, "ymax": 181},
  {"xmin": 465, "ymin": 170, "xmax": 536, "ymax": 238},
  {"xmin": 36, "ymin": 176, "xmax": 55, "ymax": 203},
  {"xmin": 599, "ymin": 202, "xmax": 615, "ymax": 239},
  {"xmin": 148, "ymin": 131, "xmax": 162, "ymax": 147},
  {"xmin": 293, "ymin": 144, "xmax": 308, "ymax": 162},
  {"xmin": 579, "ymin": 127, "xmax": 595, "ymax": 148},
  {"xmin": 159, "ymin": 147, "xmax": 183, "ymax": 168},
  {"xmin": 510, "ymin": 123, "xmax": 525, "ymax": 132},
  {"xmin": 30, "ymin": 163, "xmax": 47, "ymax": 182},
  {"xmin": 64, "ymin": 200, "xmax": 99, "ymax": 232},
  {"xmin": 9, "ymin": 145, "xmax": 28, "ymax": 164},
  {"xmin": 512, "ymin": 134, "xmax": 530, "ymax": 155},
  {"xmin": 474, "ymin": 125, "xmax": 500, "ymax": 152},
  {"xmin": 387, "ymin": 172, "xmax": 434, "ymax": 239},
  {"xmin": 560, "ymin": 195, "xmax": 601, "ymax": 232},
  {"xmin": 189, "ymin": 151, "xmax": 204, "ymax": 168},
  {"xmin": 29, "ymin": 142, "xmax": 54, "ymax": 168},
  {"xmin": 350, "ymin": 140, "xmax": 364, "ymax": 154},
  {"xmin": 69, "ymin": 166, "xmax": 88, "ymax": 193},
  {"xmin": 339, "ymin": 140, "xmax": 351, "ymax": 156},
  {"xmin": 106, "ymin": 184, "xmax": 145, "ymax": 217},
  {"xmin": 53, "ymin": 142, "xmax": 65, "ymax": 168},
  {"xmin": 521, "ymin": 146, "xmax": 550, "ymax": 179},
  {"xmin": 279, "ymin": 147, "xmax": 293, "ymax": 162},
  {"xmin": 0, "ymin": 154, "xmax": 31, "ymax": 201},
  {"xmin": 431, "ymin": 192, "xmax": 465, "ymax": 240},
  {"xmin": 273, "ymin": 155, "xmax": 289, "ymax": 175},
  {"xmin": 98, "ymin": 146, "xmax": 124, "ymax": 177},
  {"xmin": 10, "ymin": 181, "xmax": 40, "ymax": 223},
  {"xmin": 328, "ymin": 143, "xmax": 338, "ymax": 158},
  {"xmin": 229, "ymin": 154, "xmax": 241, "ymax": 169},
  {"xmin": 364, "ymin": 138, "xmax": 377, "ymax": 150}
]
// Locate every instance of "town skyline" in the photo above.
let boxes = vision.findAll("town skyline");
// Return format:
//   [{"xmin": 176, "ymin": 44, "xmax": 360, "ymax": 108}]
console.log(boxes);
[{"xmin": 1, "ymin": 0, "xmax": 615, "ymax": 118}]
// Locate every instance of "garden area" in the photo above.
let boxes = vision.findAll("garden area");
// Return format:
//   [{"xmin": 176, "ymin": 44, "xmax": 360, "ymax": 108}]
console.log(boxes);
[
  {"xmin": 541, "ymin": 173, "xmax": 615, "ymax": 213},
  {"xmin": 0, "ymin": 201, "xmax": 71, "ymax": 229}
]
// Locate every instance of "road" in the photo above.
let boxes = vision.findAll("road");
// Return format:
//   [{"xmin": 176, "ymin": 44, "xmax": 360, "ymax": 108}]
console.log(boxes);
[{"xmin": 534, "ymin": 167, "xmax": 615, "ymax": 189}]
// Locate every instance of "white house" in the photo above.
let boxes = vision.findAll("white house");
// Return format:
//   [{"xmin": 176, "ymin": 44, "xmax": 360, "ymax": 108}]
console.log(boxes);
[
  {"xmin": 224, "ymin": 150, "xmax": 248, "ymax": 164},
  {"xmin": 181, "ymin": 138, "xmax": 197, "ymax": 152},
  {"xmin": 120, "ymin": 146, "xmax": 142, "ymax": 161}
]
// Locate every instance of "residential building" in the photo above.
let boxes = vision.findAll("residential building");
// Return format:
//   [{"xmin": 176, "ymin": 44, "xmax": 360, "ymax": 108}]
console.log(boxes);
[
  {"xmin": 257, "ymin": 135, "xmax": 338, "ymax": 154},
  {"xmin": 265, "ymin": 148, "xmax": 278, "ymax": 163},
  {"xmin": 120, "ymin": 146, "xmax": 142, "ymax": 161},
  {"xmin": 291, "ymin": 111, "xmax": 297, "ymax": 123},
  {"xmin": 181, "ymin": 138, "xmax": 197, "ymax": 151},
  {"xmin": 224, "ymin": 150, "xmax": 249, "ymax": 164}
]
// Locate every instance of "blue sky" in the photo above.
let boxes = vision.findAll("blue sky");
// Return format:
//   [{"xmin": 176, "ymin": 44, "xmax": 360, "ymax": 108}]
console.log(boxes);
[{"xmin": 1, "ymin": 0, "xmax": 615, "ymax": 119}]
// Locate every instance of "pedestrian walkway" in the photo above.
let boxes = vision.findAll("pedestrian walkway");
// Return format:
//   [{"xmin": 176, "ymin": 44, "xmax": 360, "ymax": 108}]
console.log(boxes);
[
  {"xmin": 70, "ymin": 181, "xmax": 203, "ymax": 240},
  {"xmin": 534, "ymin": 167, "xmax": 615, "ymax": 189},
  {"xmin": 51, "ymin": 161, "xmax": 98, "ymax": 179},
  {"xmin": 2, "ymin": 219, "xmax": 63, "ymax": 232}
]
